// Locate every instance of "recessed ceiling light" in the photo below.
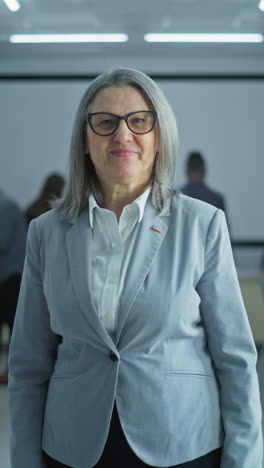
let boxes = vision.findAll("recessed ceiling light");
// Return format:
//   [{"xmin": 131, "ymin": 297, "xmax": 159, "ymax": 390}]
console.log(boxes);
[
  {"xmin": 9, "ymin": 34, "xmax": 128, "ymax": 43},
  {"xmin": 144, "ymin": 33, "xmax": 263, "ymax": 43},
  {"xmin": 3, "ymin": 0, "xmax": 20, "ymax": 12},
  {"xmin": 259, "ymin": 0, "xmax": 264, "ymax": 12}
]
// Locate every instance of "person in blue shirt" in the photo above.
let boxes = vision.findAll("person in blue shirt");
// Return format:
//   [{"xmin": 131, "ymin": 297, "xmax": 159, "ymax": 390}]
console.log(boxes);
[{"xmin": 181, "ymin": 151, "xmax": 230, "ymax": 230}]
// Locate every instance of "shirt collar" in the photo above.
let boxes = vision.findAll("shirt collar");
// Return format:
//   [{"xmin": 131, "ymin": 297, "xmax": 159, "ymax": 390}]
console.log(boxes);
[
  {"xmin": 89, "ymin": 186, "xmax": 151, "ymax": 228},
  {"xmin": 88, "ymin": 194, "xmax": 99, "ymax": 228}
]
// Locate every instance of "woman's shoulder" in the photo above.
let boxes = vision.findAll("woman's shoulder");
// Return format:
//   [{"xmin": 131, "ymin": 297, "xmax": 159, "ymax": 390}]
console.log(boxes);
[
  {"xmin": 166, "ymin": 192, "xmax": 228, "ymax": 244},
  {"xmin": 29, "ymin": 208, "xmax": 70, "ymax": 237},
  {"xmin": 172, "ymin": 190, "xmax": 218, "ymax": 220}
]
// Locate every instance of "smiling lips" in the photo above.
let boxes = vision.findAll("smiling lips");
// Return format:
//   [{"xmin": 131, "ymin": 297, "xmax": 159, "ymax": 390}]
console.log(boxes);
[{"xmin": 110, "ymin": 148, "xmax": 138, "ymax": 157}]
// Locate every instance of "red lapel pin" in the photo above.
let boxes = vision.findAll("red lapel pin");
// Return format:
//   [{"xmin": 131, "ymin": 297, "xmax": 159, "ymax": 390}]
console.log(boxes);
[{"xmin": 152, "ymin": 225, "xmax": 162, "ymax": 233}]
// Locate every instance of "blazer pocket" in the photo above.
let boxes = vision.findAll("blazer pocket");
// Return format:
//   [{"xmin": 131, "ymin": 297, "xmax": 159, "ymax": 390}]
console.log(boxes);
[
  {"xmin": 165, "ymin": 370, "xmax": 213, "ymax": 379},
  {"xmin": 50, "ymin": 374, "xmax": 75, "ymax": 381},
  {"xmin": 163, "ymin": 371, "xmax": 221, "ymax": 444}
]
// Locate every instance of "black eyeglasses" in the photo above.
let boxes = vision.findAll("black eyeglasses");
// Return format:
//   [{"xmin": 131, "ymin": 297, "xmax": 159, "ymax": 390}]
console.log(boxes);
[{"xmin": 86, "ymin": 110, "xmax": 157, "ymax": 136}]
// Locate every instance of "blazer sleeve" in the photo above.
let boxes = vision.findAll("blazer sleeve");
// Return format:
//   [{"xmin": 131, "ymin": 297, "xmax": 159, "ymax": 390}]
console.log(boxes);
[
  {"xmin": 8, "ymin": 219, "xmax": 60, "ymax": 468},
  {"xmin": 196, "ymin": 209, "xmax": 263, "ymax": 468}
]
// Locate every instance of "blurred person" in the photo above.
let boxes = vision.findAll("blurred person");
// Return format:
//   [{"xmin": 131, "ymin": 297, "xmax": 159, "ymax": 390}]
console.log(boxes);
[
  {"xmin": 25, "ymin": 173, "xmax": 65, "ymax": 224},
  {"xmin": 8, "ymin": 69, "xmax": 263, "ymax": 468},
  {"xmin": 260, "ymin": 252, "xmax": 264, "ymax": 293},
  {"xmin": 0, "ymin": 188, "xmax": 27, "ymax": 384},
  {"xmin": 181, "ymin": 151, "xmax": 230, "ymax": 228}
]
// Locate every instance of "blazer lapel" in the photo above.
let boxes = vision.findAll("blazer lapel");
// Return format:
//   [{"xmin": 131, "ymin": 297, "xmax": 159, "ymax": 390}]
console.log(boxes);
[
  {"xmin": 116, "ymin": 201, "xmax": 169, "ymax": 343},
  {"xmin": 66, "ymin": 208, "xmax": 117, "ymax": 351}
]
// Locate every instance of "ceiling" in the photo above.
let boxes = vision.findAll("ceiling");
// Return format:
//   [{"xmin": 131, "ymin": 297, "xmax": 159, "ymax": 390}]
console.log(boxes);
[{"xmin": 0, "ymin": 0, "xmax": 264, "ymax": 73}]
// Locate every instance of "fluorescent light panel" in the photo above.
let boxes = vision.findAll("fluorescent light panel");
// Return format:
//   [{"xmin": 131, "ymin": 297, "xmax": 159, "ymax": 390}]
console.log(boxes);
[
  {"xmin": 3, "ymin": 0, "xmax": 20, "ymax": 12},
  {"xmin": 9, "ymin": 34, "xmax": 128, "ymax": 43},
  {"xmin": 259, "ymin": 0, "xmax": 264, "ymax": 12},
  {"xmin": 144, "ymin": 33, "xmax": 264, "ymax": 43}
]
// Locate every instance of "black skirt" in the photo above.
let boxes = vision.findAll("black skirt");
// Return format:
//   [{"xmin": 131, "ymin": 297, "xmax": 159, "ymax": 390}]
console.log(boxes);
[{"xmin": 43, "ymin": 404, "xmax": 222, "ymax": 468}]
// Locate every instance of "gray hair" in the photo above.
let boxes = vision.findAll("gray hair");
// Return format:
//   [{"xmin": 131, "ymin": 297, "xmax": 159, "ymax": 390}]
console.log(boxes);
[{"xmin": 52, "ymin": 68, "xmax": 179, "ymax": 221}]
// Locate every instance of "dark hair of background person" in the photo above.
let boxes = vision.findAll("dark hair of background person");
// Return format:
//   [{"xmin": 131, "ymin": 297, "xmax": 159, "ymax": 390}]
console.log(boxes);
[
  {"xmin": 186, "ymin": 151, "xmax": 205, "ymax": 180},
  {"xmin": 25, "ymin": 173, "xmax": 65, "ymax": 224}
]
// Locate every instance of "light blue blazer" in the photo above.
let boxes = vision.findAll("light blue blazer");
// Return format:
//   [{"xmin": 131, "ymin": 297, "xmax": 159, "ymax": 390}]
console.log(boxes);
[{"xmin": 8, "ymin": 193, "xmax": 263, "ymax": 468}]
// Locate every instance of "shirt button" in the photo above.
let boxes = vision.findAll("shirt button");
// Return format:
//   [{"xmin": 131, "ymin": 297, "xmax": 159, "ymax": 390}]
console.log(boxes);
[{"xmin": 109, "ymin": 350, "xmax": 118, "ymax": 361}]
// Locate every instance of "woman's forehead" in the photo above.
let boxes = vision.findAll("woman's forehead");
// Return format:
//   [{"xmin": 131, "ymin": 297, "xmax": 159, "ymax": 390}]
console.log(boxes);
[{"xmin": 89, "ymin": 85, "xmax": 150, "ymax": 113}]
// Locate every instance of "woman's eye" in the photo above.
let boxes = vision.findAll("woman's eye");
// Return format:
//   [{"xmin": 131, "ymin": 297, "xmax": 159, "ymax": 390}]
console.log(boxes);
[
  {"xmin": 132, "ymin": 118, "xmax": 145, "ymax": 124},
  {"xmin": 98, "ymin": 119, "xmax": 115, "ymax": 127}
]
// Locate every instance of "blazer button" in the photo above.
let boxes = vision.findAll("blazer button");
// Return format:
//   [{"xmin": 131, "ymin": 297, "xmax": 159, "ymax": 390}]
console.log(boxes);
[{"xmin": 109, "ymin": 350, "xmax": 118, "ymax": 361}]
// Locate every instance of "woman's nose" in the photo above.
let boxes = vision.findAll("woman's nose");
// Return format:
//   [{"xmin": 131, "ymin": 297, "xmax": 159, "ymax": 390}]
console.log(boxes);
[{"xmin": 113, "ymin": 120, "xmax": 133, "ymax": 143}]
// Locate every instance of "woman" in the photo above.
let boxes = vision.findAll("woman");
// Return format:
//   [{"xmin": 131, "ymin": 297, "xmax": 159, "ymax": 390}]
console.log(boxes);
[{"xmin": 8, "ymin": 68, "xmax": 263, "ymax": 468}]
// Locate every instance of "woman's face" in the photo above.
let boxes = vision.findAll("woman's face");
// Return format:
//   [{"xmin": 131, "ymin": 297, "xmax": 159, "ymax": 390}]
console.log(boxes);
[{"xmin": 85, "ymin": 85, "xmax": 159, "ymax": 190}]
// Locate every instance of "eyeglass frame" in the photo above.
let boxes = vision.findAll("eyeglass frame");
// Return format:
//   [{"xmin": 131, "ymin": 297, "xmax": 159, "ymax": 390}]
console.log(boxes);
[{"xmin": 86, "ymin": 110, "xmax": 158, "ymax": 136}]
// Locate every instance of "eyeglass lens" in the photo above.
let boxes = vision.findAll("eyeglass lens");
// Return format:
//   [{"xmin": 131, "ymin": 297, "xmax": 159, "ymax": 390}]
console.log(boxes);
[{"xmin": 89, "ymin": 111, "xmax": 155, "ymax": 135}]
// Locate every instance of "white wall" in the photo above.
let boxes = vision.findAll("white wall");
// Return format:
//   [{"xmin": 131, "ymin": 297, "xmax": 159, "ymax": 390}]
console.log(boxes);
[
  {"xmin": 1, "ymin": 78, "xmax": 263, "ymax": 240},
  {"xmin": 1, "ymin": 55, "xmax": 264, "ymax": 76}
]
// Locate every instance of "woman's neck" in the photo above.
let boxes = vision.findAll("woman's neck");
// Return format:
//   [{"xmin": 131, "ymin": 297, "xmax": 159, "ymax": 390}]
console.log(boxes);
[{"xmin": 100, "ymin": 181, "xmax": 150, "ymax": 221}]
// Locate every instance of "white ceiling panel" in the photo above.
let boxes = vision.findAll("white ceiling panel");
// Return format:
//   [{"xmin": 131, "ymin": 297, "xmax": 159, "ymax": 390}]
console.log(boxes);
[{"xmin": 0, "ymin": 0, "xmax": 263, "ymax": 73}]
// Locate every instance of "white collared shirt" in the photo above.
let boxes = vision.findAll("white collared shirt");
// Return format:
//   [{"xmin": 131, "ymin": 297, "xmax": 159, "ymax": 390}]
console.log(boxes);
[{"xmin": 89, "ymin": 187, "xmax": 151, "ymax": 341}]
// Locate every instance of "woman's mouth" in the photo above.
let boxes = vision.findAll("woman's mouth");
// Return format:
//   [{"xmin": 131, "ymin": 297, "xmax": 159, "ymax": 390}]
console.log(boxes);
[{"xmin": 110, "ymin": 149, "xmax": 138, "ymax": 158}]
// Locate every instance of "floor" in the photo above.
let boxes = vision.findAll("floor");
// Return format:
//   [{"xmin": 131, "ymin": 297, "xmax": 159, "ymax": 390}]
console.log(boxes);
[{"xmin": 1, "ymin": 348, "xmax": 264, "ymax": 468}]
